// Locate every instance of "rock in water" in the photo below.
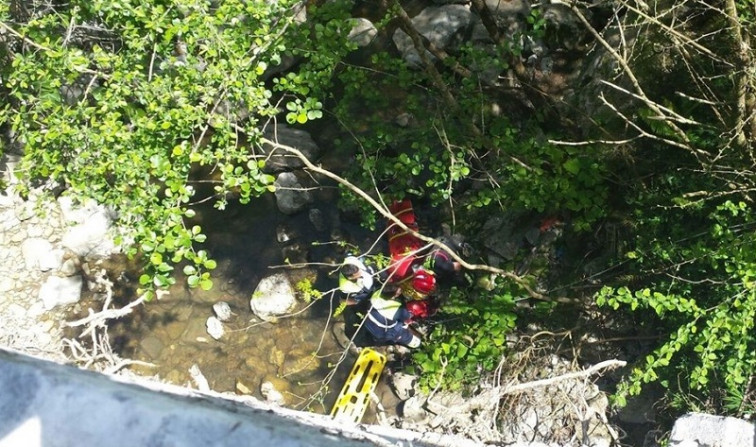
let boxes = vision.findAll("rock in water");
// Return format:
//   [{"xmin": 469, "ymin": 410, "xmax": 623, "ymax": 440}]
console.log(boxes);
[
  {"xmin": 260, "ymin": 381, "xmax": 285, "ymax": 406},
  {"xmin": 212, "ymin": 302, "xmax": 232, "ymax": 321},
  {"xmin": 250, "ymin": 273, "xmax": 297, "ymax": 322},
  {"xmin": 188, "ymin": 364, "xmax": 210, "ymax": 392},
  {"xmin": 205, "ymin": 316, "xmax": 224, "ymax": 340}
]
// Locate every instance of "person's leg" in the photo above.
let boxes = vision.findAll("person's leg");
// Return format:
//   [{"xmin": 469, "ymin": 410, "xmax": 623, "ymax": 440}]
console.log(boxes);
[{"xmin": 388, "ymin": 325, "xmax": 421, "ymax": 348}]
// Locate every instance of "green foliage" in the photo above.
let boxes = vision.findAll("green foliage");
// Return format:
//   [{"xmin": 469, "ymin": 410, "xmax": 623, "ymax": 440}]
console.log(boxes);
[
  {"xmin": 525, "ymin": 8, "xmax": 547, "ymax": 40},
  {"xmin": 596, "ymin": 201, "xmax": 756, "ymax": 413},
  {"xmin": 410, "ymin": 282, "xmax": 518, "ymax": 391},
  {"xmin": 0, "ymin": 0, "xmax": 346, "ymax": 297},
  {"xmin": 330, "ymin": 3, "xmax": 609, "ymax": 231},
  {"xmin": 295, "ymin": 277, "xmax": 323, "ymax": 303}
]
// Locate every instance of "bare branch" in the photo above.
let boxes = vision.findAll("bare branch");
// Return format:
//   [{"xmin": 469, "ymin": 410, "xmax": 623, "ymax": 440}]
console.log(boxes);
[
  {"xmin": 262, "ymin": 137, "xmax": 559, "ymax": 301},
  {"xmin": 557, "ymin": 0, "xmax": 693, "ymax": 146}
]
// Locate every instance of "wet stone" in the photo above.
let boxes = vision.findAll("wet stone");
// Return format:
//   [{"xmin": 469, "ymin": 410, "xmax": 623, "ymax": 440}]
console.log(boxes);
[
  {"xmin": 267, "ymin": 346, "xmax": 285, "ymax": 370},
  {"xmin": 172, "ymin": 303, "xmax": 194, "ymax": 322},
  {"xmin": 261, "ymin": 381, "xmax": 285, "ymax": 405},
  {"xmin": 140, "ymin": 335, "xmax": 165, "ymax": 361},
  {"xmin": 282, "ymin": 350, "xmax": 320, "ymax": 378},
  {"xmin": 262, "ymin": 375, "xmax": 291, "ymax": 396},
  {"xmin": 181, "ymin": 317, "xmax": 210, "ymax": 343},
  {"xmin": 163, "ymin": 320, "xmax": 186, "ymax": 341},
  {"xmin": 308, "ymin": 208, "xmax": 327, "ymax": 232},
  {"xmin": 206, "ymin": 316, "xmax": 224, "ymax": 340},
  {"xmin": 212, "ymin": 302, "xmax": 232, "ymax": 321},
  {"xmin": 165, "ymin": 369, "xmax": 185, "ymax": 385},
  {"xmin": 236, "ymin": 380, "xmax": 253, "ymax": 395}
]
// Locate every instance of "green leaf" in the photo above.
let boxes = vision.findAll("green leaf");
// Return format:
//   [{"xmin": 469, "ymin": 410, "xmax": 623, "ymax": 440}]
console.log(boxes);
[
  {"xmin": 150, "ymin": 252, "xmax": 163, "ymax": 265},
  {"xmin": 563, "ymin": 158, "xmax": 581, "ymax": 175}
]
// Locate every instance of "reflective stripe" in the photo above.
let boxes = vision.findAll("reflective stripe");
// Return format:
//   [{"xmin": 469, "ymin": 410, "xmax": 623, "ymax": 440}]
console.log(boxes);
[
  {"xmin": 367, "ymin": 311, "xmax": 397, "ymax": 329},
  {"xmin": 339, "ymin": 274, "xmax": 363, "ymax": 294},
  {"xmin": 371, "ymin": 295, "xmax": 401, "ymax": 319}
]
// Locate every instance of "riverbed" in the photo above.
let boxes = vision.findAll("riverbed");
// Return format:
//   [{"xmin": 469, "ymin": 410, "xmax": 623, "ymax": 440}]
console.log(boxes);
[{"xmin": 80, "ymin": 191, "xmax": 400, "ymax": 419}]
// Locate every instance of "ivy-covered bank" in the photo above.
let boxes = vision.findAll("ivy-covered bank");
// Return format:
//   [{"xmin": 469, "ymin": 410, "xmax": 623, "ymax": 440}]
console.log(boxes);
[{"xmin": 2, "ymin": 0, "xmax": 756, "ymax": 444}]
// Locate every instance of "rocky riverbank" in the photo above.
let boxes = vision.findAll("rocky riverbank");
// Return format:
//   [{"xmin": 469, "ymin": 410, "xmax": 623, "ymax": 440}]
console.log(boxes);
[{"xmin": 0, "ymin": 190, "xmax": 73, "ymax": 362}]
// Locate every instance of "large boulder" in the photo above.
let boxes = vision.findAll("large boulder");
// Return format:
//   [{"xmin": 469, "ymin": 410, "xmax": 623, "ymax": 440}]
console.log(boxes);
[
  {"xmin": 669, "ymin": 413, "xmax": 755, "ymax": 447},
  {"xmin": 21, "ymin": 238, "xmax": 62, "ymax": 272},
  {"xmin": 274, "ymin": 172, "xmax": 313, "ymax": 215},
  {"xmin": 392, "ymin": 5, "xmax": 474, "ymax": 67},
  {"xmin": 260, "ymin": 125, "xmax": 321, "ymax": 173},
  {"xmin": 38, "ymin": 275, "xmax": 83, "ymax": 310},
  {"xmin": 249, "ymin": 273, "xmax": 297, "ymax": 322},
  {"xmin": 58, "ymin": 196, "xmax": 118, "ymax": 259},
  {"xmin": 347, "ymin": 18, "xmax": 377, "ymax": 47}
]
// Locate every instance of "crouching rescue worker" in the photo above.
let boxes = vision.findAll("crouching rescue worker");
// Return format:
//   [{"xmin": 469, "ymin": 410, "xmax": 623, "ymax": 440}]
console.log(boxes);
[
  {"xmin": 365, "ymin": 286, "xmax": 421, "ymax": 348},
  {"xmin": 338, "ymin": 255, "xmax": 375, "ymax": 305}
]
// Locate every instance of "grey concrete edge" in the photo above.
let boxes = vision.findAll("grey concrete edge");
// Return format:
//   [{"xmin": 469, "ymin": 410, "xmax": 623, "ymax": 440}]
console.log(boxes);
[{"xmin": 0, "ymin": 347, "xmax": 482, "ymax": 447}]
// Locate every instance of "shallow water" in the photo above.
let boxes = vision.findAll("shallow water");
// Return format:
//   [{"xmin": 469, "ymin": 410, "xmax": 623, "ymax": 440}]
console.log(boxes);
[{"xmin": 90, "ymin": 193, "xmax": 399, "ymax": 417}]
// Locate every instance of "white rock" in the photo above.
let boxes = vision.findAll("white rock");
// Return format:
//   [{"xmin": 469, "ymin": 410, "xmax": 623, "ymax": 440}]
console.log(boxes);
[
  {"xmin": 38, "ymin": 275, "xmax": 83, "ymax": 310},
  {"xmin": 260, "ymin": 381, "xmax": 285, "ymax": 406},
  {"xmin": 669, "ymin": 413, "xmax": 755, "ymax": 447},
  {"xmin": 347, "ymin": 18, "xmax": 377, "ymax": 47},
  {"xmin": 59, "ymin": 257, "xmax": 80, "ymax": 277},
  {"xmin": 40, "ymin": 248, "xmax": 66, "ymax": 272},
  {"xmin": 58, "ymin": 196, "xmax": 118, "ymax": 259},
  {"xmin": 0, "ymin": 192, "xmax": 14, "ymax": 208},
  {"xmin": 392, "ymin": 5, "xmax": 473, "ymax": 67},
  {"xmin": 188, "ymin": 364, "xmax": 210, "ymax": 392},
  {"xmin": 390, "ymin": 372, "xmax": 418, "ymax": 401},
  {"xmin": 212, "ymin": 302, "xmax": 232, "ymax": 322},
  {"xmin": 0, "ymin": 278, "xmax": 14, "ymax": 293},
  {"xmin": 401, "ymin": 394, "xmax": 429, "ymax": 423},
  {"xmin": 205, "ymin": 317, "xmax": 224, "ymax": 340},
  {"xmin": 21, "ymin": 238, "xmax": 54, "ymax": 270},
  {"xmin": 250, "ymin": 273, "xmax": 296, "ymax": 322}
]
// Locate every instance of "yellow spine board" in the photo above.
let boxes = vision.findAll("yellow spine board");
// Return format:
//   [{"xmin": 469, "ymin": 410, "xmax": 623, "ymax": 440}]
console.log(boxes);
[{"xmin": 330, "ymin": 348, "xmax": 387, "ymax": 423}]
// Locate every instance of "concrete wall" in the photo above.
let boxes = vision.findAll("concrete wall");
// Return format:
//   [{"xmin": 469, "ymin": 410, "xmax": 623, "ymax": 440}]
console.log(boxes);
[{"xmin": 0, "ymin": 348, "xmax": 478, "ymax": 447}]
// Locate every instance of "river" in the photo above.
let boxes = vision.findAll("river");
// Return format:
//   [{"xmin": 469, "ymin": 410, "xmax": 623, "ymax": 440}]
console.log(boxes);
[{"xmin": 82, "ymin": 189, "xmax": 401, "ymax": 420}]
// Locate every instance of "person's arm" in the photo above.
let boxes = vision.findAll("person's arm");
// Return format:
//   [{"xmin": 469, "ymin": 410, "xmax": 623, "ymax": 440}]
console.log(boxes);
[
  {"xmin": 433, "ymin": 254, "xmax": 459, "ymax": 275},
  {"xmin": 350, "ymin": 288, "xmax": 371, "ymax": 304},
  {"xmin": 395, "ymin": 307, "xmax": 413, "ymax": 325}
]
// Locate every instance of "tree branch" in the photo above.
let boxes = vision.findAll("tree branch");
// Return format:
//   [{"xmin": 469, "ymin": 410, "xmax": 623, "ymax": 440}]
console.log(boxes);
[{"xmin": 262, "ymin": 137, "xmax": 558, "ymax": 301}]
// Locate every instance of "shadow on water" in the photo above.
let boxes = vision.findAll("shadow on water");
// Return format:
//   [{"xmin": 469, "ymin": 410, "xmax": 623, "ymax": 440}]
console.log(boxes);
[{"xmin": 74, "ymin": 192, "xmax": 397, "ymax": 418}]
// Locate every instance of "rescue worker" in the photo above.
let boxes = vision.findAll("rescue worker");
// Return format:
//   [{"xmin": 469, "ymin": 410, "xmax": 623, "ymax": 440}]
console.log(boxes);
[
  {"xmin": 423, "ymin": 238, "xmax": 462, "ymax": 283},
  {"xmin": 338, "ymin": 255, "xmax": 375, "ymax": 305},
  {"xmin": 364, "ymin": 285, "xmax": 421, "ymax": 348}
]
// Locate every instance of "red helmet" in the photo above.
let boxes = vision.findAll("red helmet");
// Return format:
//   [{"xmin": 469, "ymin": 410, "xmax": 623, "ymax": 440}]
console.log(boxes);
[
  {"xmin": 406, "ymin": 300, "xmax": 430, "ymax": 319},
  {"xmin": 412, "ymin": 268, "xmax": 436, "ymax": 295}
]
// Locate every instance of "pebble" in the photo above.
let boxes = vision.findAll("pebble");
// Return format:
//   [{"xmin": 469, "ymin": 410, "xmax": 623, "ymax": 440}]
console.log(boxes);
[
  {"xmin": 212, "ymin": 301, "xmax": 232, "ymax": 321},
  {"xmin": 206, "ymin": 316, "xmax": 224, "ymax": 340}
]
